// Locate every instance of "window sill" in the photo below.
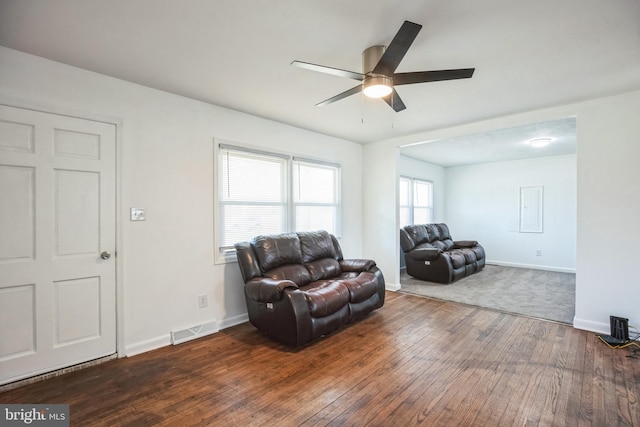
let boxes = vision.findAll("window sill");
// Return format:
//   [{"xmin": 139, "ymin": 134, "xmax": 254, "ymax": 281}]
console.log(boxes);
[{"xmin": 215, "ymin": 249, "xmax": 238, "ymax": 265}]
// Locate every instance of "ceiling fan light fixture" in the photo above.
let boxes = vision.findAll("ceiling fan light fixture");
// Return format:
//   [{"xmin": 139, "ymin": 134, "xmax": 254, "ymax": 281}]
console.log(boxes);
[
  {"xmin": 363, "ymin": 75, "xmax": 393, "ymax": 98},
  {"xmin": 291, "ymin": 20, "xmax": 475, "ymax": 112},
  {"xmin": 529, "ymin": 137, "xmax": 552, "ymax": 148}
]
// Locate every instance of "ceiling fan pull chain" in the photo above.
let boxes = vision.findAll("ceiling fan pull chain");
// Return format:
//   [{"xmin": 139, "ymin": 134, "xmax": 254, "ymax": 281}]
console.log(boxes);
[{"xmin": 391, "ymin": 102, "xmax": 395, "ymax": 129}]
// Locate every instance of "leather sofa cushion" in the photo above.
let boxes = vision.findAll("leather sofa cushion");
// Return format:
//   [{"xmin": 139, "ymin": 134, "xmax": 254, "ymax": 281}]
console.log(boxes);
[
  {"xmin": 253, "ymin": 233, "xmax": 303, "ymax": 272},
  {"xmin": 432, "ymin": 240, "xmax": 448, "ymax": 251},
  {"xmin": 404, "ymin": 224, "xmax": 429, "ymax": 246},
  {"xmin": 264, "ymin": 264, "xmax": 311, "ymax": 286},
  {"xmin": 469, "ymin": 246, "xmax": 485, "ymax": 259},
  {"xmin": 459, "ymin": 249, "xmax": 478, "ymax": 264},
  {"xmin": 435, "ymin": 223, "xmax": 451, "ymax": 240},
  {"xmin": 425, "ymin": 224, "xmax": 440, "ymax": 242},
  {"xmin": 301, "ymin": 281, "xmax": 350, "ymax": 317},
  {"xmin": 339, "ymin": 271, "xmax": 380, "ymax": 303},
  {"xmin": 447, "ymin": 251, "xmax": 467, "ymax": 269},
  {"xmin": 299, "ymin": 230, "xmax": 337, "ymax": 262},
  {"xmin": 306, "ymin": 258, "xmax": 341, "ymax": 281}
]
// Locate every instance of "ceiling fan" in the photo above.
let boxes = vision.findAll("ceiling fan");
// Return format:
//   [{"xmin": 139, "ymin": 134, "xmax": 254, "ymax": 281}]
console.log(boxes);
[{"xmin": 291, "ymin": 20, "xmax": 475, "ymax": 112}]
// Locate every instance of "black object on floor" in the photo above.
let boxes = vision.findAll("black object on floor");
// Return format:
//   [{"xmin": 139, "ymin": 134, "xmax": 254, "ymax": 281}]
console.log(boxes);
[{"xmin": 610, "ymin": 315, "xmax": 629, "ymax": 341}]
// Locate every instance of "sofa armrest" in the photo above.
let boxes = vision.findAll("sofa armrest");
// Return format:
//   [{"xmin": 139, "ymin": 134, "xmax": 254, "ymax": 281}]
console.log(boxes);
[
  {"xmin": 245, "ymin": 278, "xmax": 299, "ymax": 303},
  {"xmin": 452, "ymin": 240, "xmax": 478, "ymax": 249},
  {"xmin": 340, "ymin": 259, "xmax": 376, "ymax": 272},
  {"xmin": 408, "ymin": 247, "xmax": 441, "ymax": 261}
]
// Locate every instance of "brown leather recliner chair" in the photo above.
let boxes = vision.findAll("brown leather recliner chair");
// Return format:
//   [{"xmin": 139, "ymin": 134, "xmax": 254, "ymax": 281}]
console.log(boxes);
[
  {"xmin": 400, "ymin": 223, "xmax": 485, "ymax": 284},
  {"xmin": 234, "ymin": 230, "xmax": 385, "ymax": 347}
]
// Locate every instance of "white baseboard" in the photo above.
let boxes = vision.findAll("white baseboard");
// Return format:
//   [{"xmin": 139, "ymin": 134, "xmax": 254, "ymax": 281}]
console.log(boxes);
[
  {"xmin": 385, "ymin": 283, "xmax": 401, "ymax": 291},
  {"xmin": 125, "ymin": 335, "xmax": 171, "ymax": 357},
  {"xmin": 125, "ymin": 313, "xmax": 250, "ymax": 357},
  {"xmin": 486, "ymin": 260, "xmax": 576, "ymax": 274},
  {"xmin": 573, "ymin": 317, "xmax": 609, "ymax": 335},
  {"xmin": 218, "ymin": 313, "xmax": 249, "ymax": 329}
]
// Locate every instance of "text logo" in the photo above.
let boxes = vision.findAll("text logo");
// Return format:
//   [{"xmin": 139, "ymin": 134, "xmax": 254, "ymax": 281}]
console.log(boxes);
[{"xmin": 1, "ymin": 405, "xmax": 69, "ymax": 426}]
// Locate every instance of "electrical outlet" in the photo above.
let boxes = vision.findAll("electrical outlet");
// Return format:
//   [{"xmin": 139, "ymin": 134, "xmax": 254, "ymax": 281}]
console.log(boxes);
[
  {"xmin": 536, "ymin": 250, "xmax": 542, "ymax": 256},
  {"xmin": 198, "ymin": 295, "xmax": 208, "ymax": 309}
]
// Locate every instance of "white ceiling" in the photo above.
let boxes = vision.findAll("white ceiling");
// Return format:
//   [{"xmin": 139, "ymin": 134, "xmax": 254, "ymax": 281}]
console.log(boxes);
[
  {"xmin": 400, "ymin": 117, "xmax": 577, "ymax": 167},
  {"xmin": 0, "ymin": 0, "xmax": 639, "ymax": 146}
]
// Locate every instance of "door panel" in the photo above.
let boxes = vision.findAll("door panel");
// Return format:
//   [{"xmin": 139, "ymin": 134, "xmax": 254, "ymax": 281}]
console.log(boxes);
[
  {"xmin": 54, "ymin": 277, "xmax": 101, "ymax": 347},
  {"xmin": 0, "ymin": 105, "xmax": 116, "ymax": 385},
  {"xmin": 0, "ymin": 165, "xmax": 35, "ymax": 261},
  {"xmin": 0, "ymin": 284, "xmax": 36, "ymax": 361},
  {"xmin": 54, "ymin": 169, "xmax": 100, "ymax": 256}
]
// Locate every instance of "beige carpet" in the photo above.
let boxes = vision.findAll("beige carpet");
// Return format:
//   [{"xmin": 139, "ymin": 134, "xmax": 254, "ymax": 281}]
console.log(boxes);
[{"xmin": 399, "ymin": 264, "xmax": 575, "ymax": 324}]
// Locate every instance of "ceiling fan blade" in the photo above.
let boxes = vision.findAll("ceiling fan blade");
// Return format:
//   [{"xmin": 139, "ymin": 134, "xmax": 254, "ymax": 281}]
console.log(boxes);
[
  {"xmin": 291, "ymin": 60, "xmax": 365, "ymax": 81},
  {"xmin": 393, "ymin": 68, "xmax": 475, "ymax": 85},
  {"xmin": 382, "ymin": 89, "xmax": 407, "ymax": 112},
  {"xmin": 373, "ymin": 21, "xmax": 422, "ymax": 76},
  {"xmin": 316, "ymin": 85, "xmax": 363, "ymax": 107}
]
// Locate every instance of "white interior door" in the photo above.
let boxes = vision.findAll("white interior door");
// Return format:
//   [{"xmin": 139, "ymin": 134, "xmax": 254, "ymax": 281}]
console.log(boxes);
[{"xmin": 0, "ymin": 104, "xmax": 116, "ymax": 386}]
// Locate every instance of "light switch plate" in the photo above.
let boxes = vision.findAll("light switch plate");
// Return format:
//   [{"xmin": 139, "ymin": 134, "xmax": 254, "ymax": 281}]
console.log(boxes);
[{"xmin": 130, "ymin": 207, "xmax": 146, "ymax": 221}]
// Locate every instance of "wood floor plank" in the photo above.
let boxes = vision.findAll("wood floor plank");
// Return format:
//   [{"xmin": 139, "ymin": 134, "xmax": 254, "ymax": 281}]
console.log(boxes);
[
  {"xmin": 400, "ymin": 314, "xmax": 518, "ymax": 425},
  {"xmin": 485, "ymin": 321, "xmax": 545, "ymax": 426},
  {"xmin": 1, "ymin": 291, "xmax": 638, "ymax": 426}
]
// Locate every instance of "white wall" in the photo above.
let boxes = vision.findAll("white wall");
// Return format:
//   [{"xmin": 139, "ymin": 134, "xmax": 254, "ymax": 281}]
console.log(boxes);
[
  {"xmin": 574, "ymin": 91, "xmax": 640, "ymax": 333},
  {"xmin": 0, "ymin": 47, "xmax": 364, "ymax": 355},
  {"xmin": 363, "ymin": 142, "xmax": 401, "ymax": 290},
  {"xmin": 363, "ymin": 89, "xmax": 640, "ymax": 335},
  {"xmin": 445, "ymin": 155, "xmax": 576, "ymax": 271}
]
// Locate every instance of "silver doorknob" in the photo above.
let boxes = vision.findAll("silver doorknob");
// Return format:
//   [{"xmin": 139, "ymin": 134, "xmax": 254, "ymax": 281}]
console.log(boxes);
[{"xmin": 100, "ymin": 251, "xmax": 111, "ymax": 260}]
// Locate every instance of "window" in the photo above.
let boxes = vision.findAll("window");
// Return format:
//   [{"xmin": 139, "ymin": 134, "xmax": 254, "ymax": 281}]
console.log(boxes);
[
  {"xmin": 216, "ymin": 143, "xmax": 341, "ymax": 262},
  {"xmin": 293, "ymin": 159, "xmax": 340, "ymax": 233},
  {"xmin": 218, "ymin": 146, "xmax": 288, "ymax": 249},
  {"xmin": 399, "ymin": 176, "xmax": 433, "ymax": 227}
]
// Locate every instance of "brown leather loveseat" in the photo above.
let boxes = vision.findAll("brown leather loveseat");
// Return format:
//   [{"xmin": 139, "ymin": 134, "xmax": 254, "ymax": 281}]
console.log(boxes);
[
  {"xmin": 234, "ymin": 230, "xmax": 385, "ymax": 347},
  {"xmin": 400, "ymin": 223, "xmax": 485, "ymax": 284}
]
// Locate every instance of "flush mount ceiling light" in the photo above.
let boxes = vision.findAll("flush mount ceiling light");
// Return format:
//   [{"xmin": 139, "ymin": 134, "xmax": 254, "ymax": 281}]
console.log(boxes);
[
  {"xmin": 529, "ymin": 137, "xmax": 552, "ymax": 148},
  {"xmin": 363, "ymin": 75, "xmax": 393, "ymax": 98}
]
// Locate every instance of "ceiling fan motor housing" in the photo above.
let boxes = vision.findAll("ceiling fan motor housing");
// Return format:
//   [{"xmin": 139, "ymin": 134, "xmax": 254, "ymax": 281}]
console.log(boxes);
[{"xmin": 363, "ymin": 45, "xmax": 386, "ymax": 74}]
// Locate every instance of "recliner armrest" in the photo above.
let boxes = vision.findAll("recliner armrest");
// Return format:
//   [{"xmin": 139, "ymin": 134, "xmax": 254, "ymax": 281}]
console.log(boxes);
[
  {"xmin": 452, "ymin": 240, "xmax": 478, "ymax": 249},
  {"xmin": 245, "ymin": 278, "xmax": 299, "ymax": 303},
  {"xmin": 408, "ymin": 247, "xmax": 441, "ymax": 261},
  {"xmin": 340, "ymin": 259, "xmax": 376, "ymax": 272}
]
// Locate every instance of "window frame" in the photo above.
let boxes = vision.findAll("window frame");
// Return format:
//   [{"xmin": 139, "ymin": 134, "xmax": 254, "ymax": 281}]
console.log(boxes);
[{"xmin": 214, "ymin": 140, "xmax": 342, "ymax": 264}]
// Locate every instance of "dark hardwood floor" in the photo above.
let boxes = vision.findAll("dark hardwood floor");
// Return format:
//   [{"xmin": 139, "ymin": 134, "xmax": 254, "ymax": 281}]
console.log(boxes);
[{"xmin": 2, "ymin": 291, "xmax": 638, "ymax": 426}]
